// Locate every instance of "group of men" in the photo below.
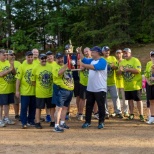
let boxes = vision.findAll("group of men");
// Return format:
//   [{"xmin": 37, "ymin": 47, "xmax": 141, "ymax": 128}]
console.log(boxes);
[{"xmin": 0, "ymin": 45, "xmax": 145, "ymax": 132}]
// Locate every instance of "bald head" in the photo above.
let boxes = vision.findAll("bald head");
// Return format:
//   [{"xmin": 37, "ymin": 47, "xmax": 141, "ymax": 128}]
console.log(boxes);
[{"xmin": 32, "ymin": 49, "xmax": 39, "ymax": 59}]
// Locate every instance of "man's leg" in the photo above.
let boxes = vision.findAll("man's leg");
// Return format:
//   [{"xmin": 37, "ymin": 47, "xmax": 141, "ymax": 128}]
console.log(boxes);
[
  {"xmin": 0, "ymin": 105, "xmax": 5, "ymax": 127},
  {"xmin": 95, "ymin": 91, "xmax": 106, "ymax": 128},
  {"xmin": 109, "ymin": 85, "xmax": 122, "ymax": 114},
  {"xmin": 121, "ymin": 88, "xmax": 129, "ymax": 114},
  {"xmin": 55, "ymin": 106, "xmax": 62, "ymax": 127},
  {"xmin": 128, "ymin": 100, "xmax": 134, "ymax": 115},
  {"xmin": 78, "ymin": 98, "xmax": 85, "ymax": 115},
  {"xmin": 137, "ymin": 101, "xmax": 143, "ymax": 115},
  {"xmin": 45, "ymin": 107, "xmax": 51, "ymax": 122},
  {"xmin": 76, "ymin": 96, "xmax": 80, "ymax": 114},
  {"xmin": 13, "ymin": 95, "xmax": 20, "ymax": 120}
]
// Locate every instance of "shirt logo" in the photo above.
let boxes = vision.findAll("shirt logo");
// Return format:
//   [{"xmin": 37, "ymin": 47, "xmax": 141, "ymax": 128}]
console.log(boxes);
[
  {"xmin": 62, "ymin": 70, "xmax": 74, "ymax": 87},
  {"xmin": 24, "ymin": 69, "xmax": 32, "ymax": 85},
  {"xmin": 83, "ymin": 69, "xmax": 89, "ymax": 78},
  {"xmin": 107, "ymin": 63, "xmax": 113, "ymax": 77},
  {"xmin": 38, "ymin": 70, "xmax": 52, "ymax": 88},
  {"xmin": 3, "ymin": 66, "xmax": 14, "ymax": 84},
  {"xmin": 122, "ymin": 64, "xmax": 135, "ymax": 82}
]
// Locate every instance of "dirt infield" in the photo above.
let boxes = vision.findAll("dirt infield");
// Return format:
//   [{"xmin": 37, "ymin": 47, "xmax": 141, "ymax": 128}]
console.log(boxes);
[{"xmin": 0, "ymin": 98, "xmax": 154, "ymax": 154}]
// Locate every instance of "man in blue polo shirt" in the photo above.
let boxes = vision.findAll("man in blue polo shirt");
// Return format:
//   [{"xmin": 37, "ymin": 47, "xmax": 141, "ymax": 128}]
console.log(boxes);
[{"xmin": 79, "ymin": 46, "xmax": 107, "ymax": 129}]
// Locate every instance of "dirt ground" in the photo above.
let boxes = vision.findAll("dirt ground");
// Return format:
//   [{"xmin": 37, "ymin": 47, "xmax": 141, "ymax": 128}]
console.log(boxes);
[{"xmin": 0, "ymin": 98, "xmax": 154, "ymax": 154}]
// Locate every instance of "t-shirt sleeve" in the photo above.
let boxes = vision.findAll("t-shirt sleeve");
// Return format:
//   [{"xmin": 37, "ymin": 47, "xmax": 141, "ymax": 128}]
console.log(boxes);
[
  {"xmin": 82, "ymin": 58, "xmax": 93, "ymax": 64},
  {"xmin": 93, "ymin": 58, "xmax": 107, "ymax": 70},
  {"xmin": 15, "ymin": 65, "xmax": 22, "ymax": 80},
  {"xmin": 134, "ymin": 58, "xmax": 141, "ymax": 72},
  {"xmin": 144, "ymin": 62, "xmax": 150, "ymax": 78}
]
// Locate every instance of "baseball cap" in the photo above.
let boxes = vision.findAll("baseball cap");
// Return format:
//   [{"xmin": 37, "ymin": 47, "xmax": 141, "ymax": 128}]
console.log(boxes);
[
  {"xmin": 150, "ymin": 51, "xmax": 154, "ymax": 56},
  {"xmin": 0, "ymin": 49, "xmax": 6, "ymax": 54},
  {"xmin": 123, "ymin": 48, "xmax": 131, "ymax": 53},
  {"xmin": 102, "ymin": 46, "xmax": 110, "ymax": 52},
  {"xmin": 55, "ymin": 52, "xmax": 63, "ymax": 59},
  {"xmin": 39, "ymin": 53, "xmax": 47, "ymax": 59},
  {"xmin": 90, "ymin": 46, "xmax": 102, "ymax": 53},
  {"xmin": 116, "ymin": 49, "xmax": 122, "ymax": 53},
  {"xmin": 65, "ymin": 44, "xmax": 71, "ymax": 50},
  {"xmin": 46, "ymin": 51, "xmax": 53, "ymax": 55},
  {"xmin": 25, "ymin": 51, "xmax": 33, "ymax": 56},
  {"xmin": 7, "ymin": 50, "xmax": 15, "ymax": 55}
]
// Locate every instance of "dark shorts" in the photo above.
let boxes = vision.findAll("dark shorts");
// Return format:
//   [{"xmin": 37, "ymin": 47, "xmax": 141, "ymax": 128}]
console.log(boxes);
[
  {"xmin": 146, "ymin": 84, "xmax": 154, "ymax": 100},
  {"xmin": 79, "ymin": 84, "xmax": 87, "ymax": 99},
  {"xmin": 0, "ymin": 93, "xmax": 14, "ymax": 105},
  {"xmin": 52, "ymin": 84, "xmax": 73, "ymax": 107},
  {"xmin": 74, "ymin": 80, "xmax": 80, "ymax": 97},
  {"xmin": 125, "ymin": 90, "xmax": 141, "ymax": 101},
  {"xmin": 36, "ymin": 97, "xmax": 56, "ymax": 109}
]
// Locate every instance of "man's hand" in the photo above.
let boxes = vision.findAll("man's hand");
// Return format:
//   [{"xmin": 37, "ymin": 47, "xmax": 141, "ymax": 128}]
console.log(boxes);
[{"xmin": 16, "ymin": 91, "xmax": 20, "ymax": 98}]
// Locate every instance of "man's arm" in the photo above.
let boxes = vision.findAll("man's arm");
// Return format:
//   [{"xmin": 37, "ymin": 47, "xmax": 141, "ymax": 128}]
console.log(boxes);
[
  {"xmin": 58, "ymin": 64, "xmax": 68, "ymax": 76},
  {"xmin": 0, "ymin": 68, "xmax": 13, "ymax": 77},
  {"xmin": 16, "ymin": 79, "xmax": 20, "ymax": 98},
  {"xmin": 124, "ymin": 68, "xmax": 140, "ymax": 74}
]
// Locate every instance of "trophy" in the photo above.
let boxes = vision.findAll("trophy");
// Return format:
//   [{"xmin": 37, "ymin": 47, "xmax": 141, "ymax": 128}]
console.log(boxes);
[{"xmin": 64, "ymin": 40, "xmax": 81, "ymax": 71}]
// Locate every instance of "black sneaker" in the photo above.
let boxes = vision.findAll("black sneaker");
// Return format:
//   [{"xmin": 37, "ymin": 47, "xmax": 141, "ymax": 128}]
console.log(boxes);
[
  {"xmin": 60, "ymin": 123, "xmax": 69, "ymax": 129},
  {"xmin": 35, "ymin": 123, "xmax": 42, "ymax": 129},
  {"xmin": 15, "ymin": 115, "xmax": 20, "ymax": 121},
  {"xmin": 50, "ymin": 122, "xmax": 55, "ymax": 127},
  {"xmin": 53, "ymin": 126, "xmax": 64, "ymax": 133},
  {"xmin": 27, "ymin": 122, "xmax": 35, "ymax": 127},
  {"xmin": 117, "ymin": 114, "xmax": 123, "ymax": 119},
  {"xmin": 40, "ymin": 117, "xmax": 45, "ymax": 122}
]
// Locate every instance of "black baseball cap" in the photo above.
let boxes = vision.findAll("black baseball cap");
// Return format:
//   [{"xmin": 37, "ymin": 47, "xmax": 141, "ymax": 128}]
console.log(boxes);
[
  {"xmin": 25, "ymin": 51, "xmax": 33, "ymax": 56},
  {"xmin": 46, "ymin": 51, "xmax": 53, "ymax": 55},
  {"xmin": 39, "ymin": 54, "xmax": 47, "ymax": 59},
  {"xmin": 55, "ymin": 52, "xmax": 63, "ymax": 59},
  {"xmin": 150, "ymin": 51, "xmax": 154, "ymax": 56}
]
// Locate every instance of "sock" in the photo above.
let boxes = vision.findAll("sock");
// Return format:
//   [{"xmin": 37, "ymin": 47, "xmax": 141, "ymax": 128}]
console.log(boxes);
[
  {"xmin": 55, "ymin": 124, "xmax": 59, "ymax": 128},
  {"xmin": 67, "ymin": 112, "xmax": 69, "ymax": 115},
  {"xmin": 60, "ymin": 121, "xmax": 65, "ymax": 125},
  {"xmin": 151, "ymin": 115, "xmax": 154, "ymax": 117}
]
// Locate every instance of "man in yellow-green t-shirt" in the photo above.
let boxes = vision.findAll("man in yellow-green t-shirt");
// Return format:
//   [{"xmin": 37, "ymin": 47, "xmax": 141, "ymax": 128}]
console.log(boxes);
[
  {"xmin": 52, "ymin": 52, "xmax": 74, "ymax": 132},
  {"xmin": 115, "ymin": 49, "xmax": 129, "ymax": 117},
  {"xmin": 16, "ymin": 51, "xmax": 36, "ymax": 128},
  {"xmin": 31, "ymin": 53, "xmax": 55, "ymax": 129},
  {"xmin": 102, "ymin": 46, "xmax": 122, "ymax": 119},
  {"xmin": 7, "ymin": 50, "xmax": 21, "ymax": 121},
  {"xmin": 0, "ymin": 49, "xmax": 16, "ymax": 127},
  {"xmin": 118, "ymin": 48, "xmax": 144, "ymax": 121}
]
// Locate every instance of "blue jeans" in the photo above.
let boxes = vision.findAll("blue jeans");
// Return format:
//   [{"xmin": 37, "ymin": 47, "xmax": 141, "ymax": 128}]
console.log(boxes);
[{"xmin": 20, "ymin": 96, "xmax": 36, "ymax": 125}]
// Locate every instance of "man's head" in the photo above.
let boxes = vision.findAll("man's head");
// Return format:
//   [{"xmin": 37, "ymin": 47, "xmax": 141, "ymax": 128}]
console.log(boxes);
[
  {"xmin": 32, "ymin": 48, "xmax": 39, "ymax": 59},
  {"xmin": 7, "ymin": 50, "xmax": 15, "ymax": 61},
  {"xmin": 25, "ymin": 51, "xmax": 33, "ymax": 64},
  {"xmin": 39, "ymin": 54, "xmax": 47, "ymax": 66},
  {"xmin": 0, "ymin": 49, "xmax": 7, "ymax": 61},
  {"xmin": 122, "ymin": 48, "xmax": 132, "ymax": 60},
  {"xmin": 83, "ymin": 47, "xmax": 91, "ymax": 58},
  {"xmin": 102, "ymin": 46, "xmax": 110, "ymax": 58},
  {"xmin": 55, "ymin": 52, "xmax": 64, "ymax": 66},
  {"xmin": 65, "ymin": 44, "xmax": 73, "ymax": 54},
  {"xmin": 115, "ymin": 49, "xmax": 123, "ymax": 59},
  {"xmin": 46, "ymin": 51, "xmax": 54, "ymax": 63},
  {"xmin": 90, "ymin": 46, "xmax": 102, "ymax": 60},
  {"xmin": 150, "ymin": 51, "xmax": 154, "ymax": 62}
]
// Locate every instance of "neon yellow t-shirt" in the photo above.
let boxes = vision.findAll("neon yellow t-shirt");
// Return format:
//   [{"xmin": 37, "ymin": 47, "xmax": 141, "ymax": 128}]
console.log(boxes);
[
  {"xmin": 79, "ymin": 69, "xmax": 88, "ymax": 86},
  {"xmin": 116, "ymin": 59, "xmax": 124, "ymax": 88},
  {"xmin": 31, "ymin": 63, "xmax": 53, "ymax": 98},
  {"xmin": 104, "ymin": 56, "xmax": 117, "ymax": 86},
  {"xmin": 144, "ymin": 61, "xmax": 154, "ymax": 84},
  {"xmin": 119, "ymin": 57, "xmax": 142, "ymax": 91},
  {"xmin": 0, "ymin": 60, "xmax": 14, "ymax": 94},
  {"xmin": 47, "ymin": 61, "xmax": 57, "ymax": 69},
  {"xmin": 16, "ymin": 62, "xmax": 35, "ymax": 96},
  {"xmin": 52, "ymin": 63, "xmax": 74, "ymax": 90}
]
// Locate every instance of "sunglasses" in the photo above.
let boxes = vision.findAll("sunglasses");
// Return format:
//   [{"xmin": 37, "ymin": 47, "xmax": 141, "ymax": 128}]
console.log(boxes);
[
  {"xmin": 9, "ymin": 54, "xmax": 15, "ymax": 56},
  {"xmin": 41, "ymin": 57, "xmax": 47, "ymax": 60}
]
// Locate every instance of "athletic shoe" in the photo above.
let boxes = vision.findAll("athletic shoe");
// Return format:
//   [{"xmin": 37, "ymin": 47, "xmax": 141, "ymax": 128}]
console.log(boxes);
[
  {"xmin": 105, "ymin": 114, "xmax": 110, "ymax": 119},
  {"xmin": 139, "ymin": 115, "xmax": 145, "ymax": 122},
  {"xmin": 65, "ymin": 113, "xmax": 71, "ymax": 120},
  {"xmin": 111, "ymin": 112, "xmax": 116, "ymax": 117},
  {"xmin": 0, "ymin": 120, "xmax": 6, "ymax": 127},
  {"xmin": 50, "ymin": 122, "xmax": 55, "ymax": 127},
  {"xmin": 78, "ymin": 114, "xmax": 84, "ymax": 121},
  {"xmin": 146, "ymin": 117, "xmax": 154, "ymax": 124},
  {"xmin": 3, "ymin": 118, "xmax": 15, "ymax": 125},
  {"xmin": 45, "ymin": 115, "xmax": 51, "ymax": 123},
  {"xmin": 60, "ymin": 123, "xmax": 69, "ymax": 129},
  {"xmin": 124, "ymin": 113, "xmax": 129, "ymax": 117},
  {"xmin": 128, "ymin": 114, "xmax": 134, "ymax": 120},
  {"xmin": 82, "ymin": 122, "xmax": 91, "ymax": 128},
  {"xmin": 117, "ymin": 114, "xmax": 123, "ymax": 119},
  {"xmin": 53, "ymin": 126, "xmax": 64, "ymax": 133},
  {"xmin": 22, "ymin": 125, "xmax": 27, "ymax": 129},
  {"xmin": 98, "ymin": 123, "xmax": 104, "ymax": 129},
  {"xmin": 35, "ymin": 123, "xmax": 42, "ymax": 129},
  {"xmin": 27, "ymin": 122, "xmax": 36, "ymax": 127},
  {"xmin": 76, "ymin": 113, "xmax": 79, "ymax": 118},
  {"xmin": 15, "ymin": 115, "xmax": 20, "ymax": 121},
  {"xmin": 94, "ymin": 113, "xmax": 99, "ymax": 120}
]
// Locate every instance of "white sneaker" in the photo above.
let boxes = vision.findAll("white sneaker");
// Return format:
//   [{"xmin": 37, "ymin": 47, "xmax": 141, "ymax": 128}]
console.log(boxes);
[
  {"xmin": 94, "ymin": 113, "xmax": 99, "ymax": 120},
  {"xmin": 0, "ymin": 120, "xmax": 6, "ymax": 127},
  {"xmin": 146, "ymin": 117, "xmax": 154, "ymax": 124},
  {"xmin": 3, "ymin": 118, "xmax": 15, "ymax": 125},
  {"xmin": 78, "ymin": 114, "xmax": 83, "ymax": 121}
]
